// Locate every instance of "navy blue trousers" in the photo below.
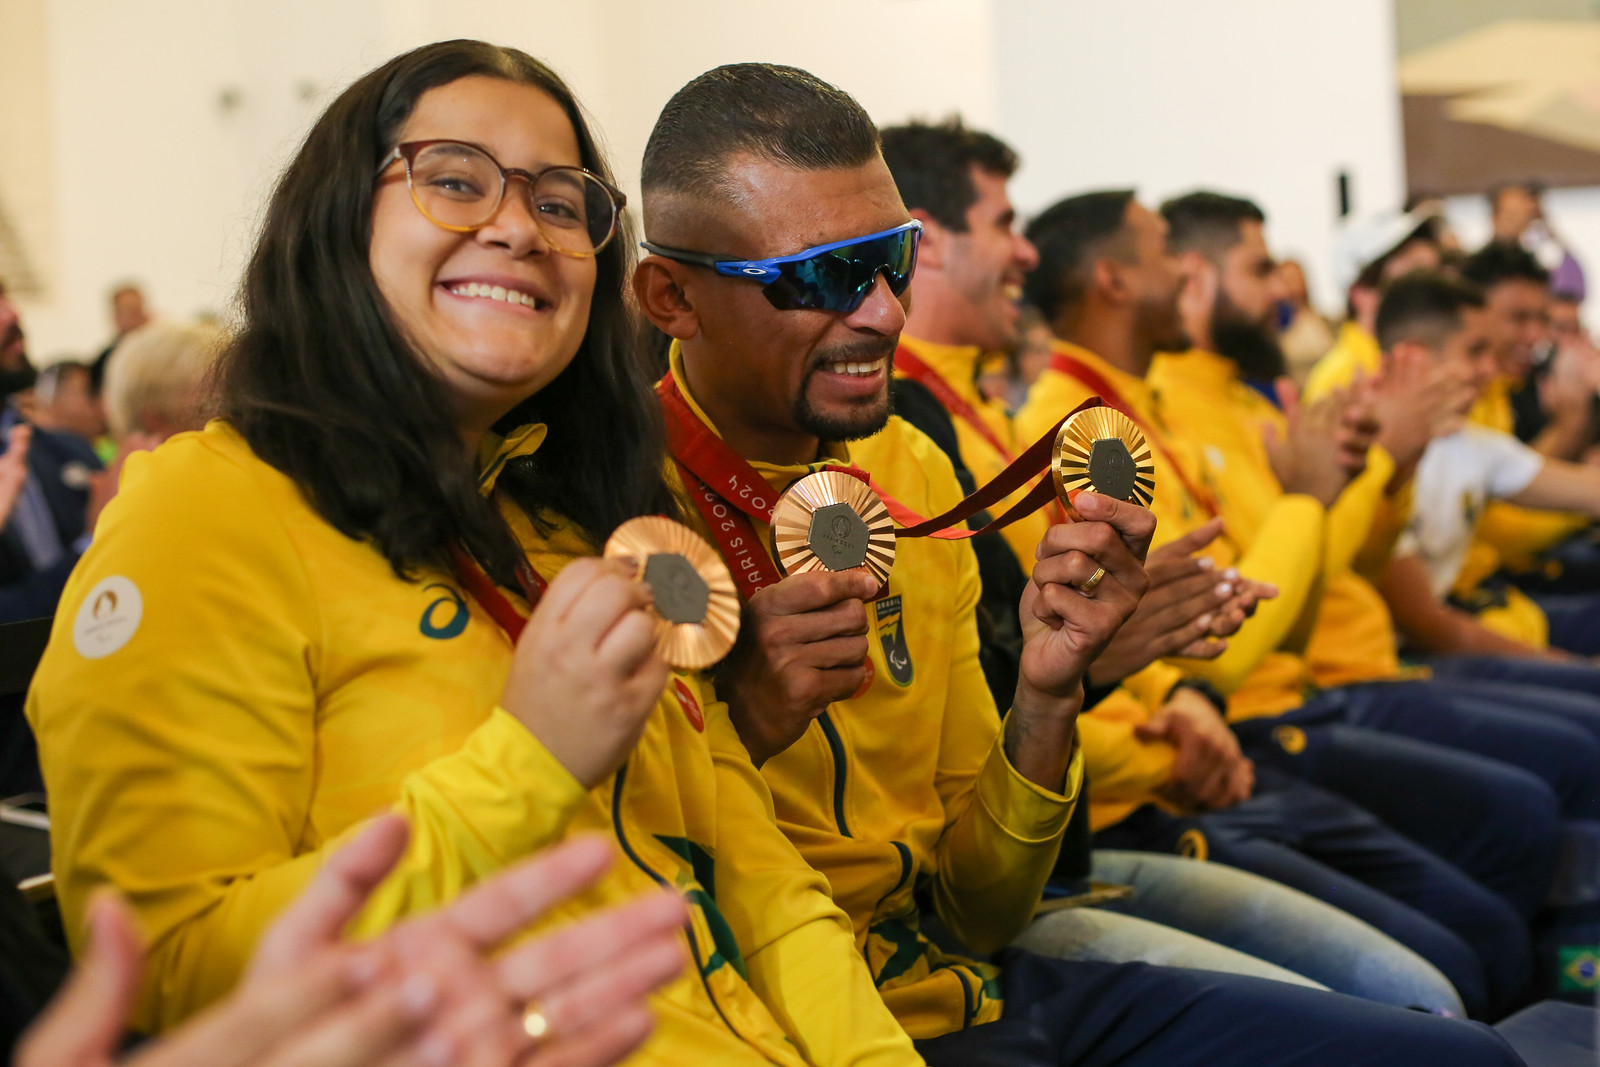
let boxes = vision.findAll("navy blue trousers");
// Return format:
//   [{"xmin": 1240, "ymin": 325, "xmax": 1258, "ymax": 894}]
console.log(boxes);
[
  {"xmin": 1095, "ymin": 773, "xmax": 1526, "ymax": 1019},
  {"xmin": 1234, "ymin": 688, "xmax": 1563, "ymax": 923},
  {"xmin": 1314, "ymin": 677, "xmax": 1600, "ymax": 820},
  {"xmin": 1429, "ymin": 654, "xmax": 1600, "ymax": 702},
  {"xmin": 1500, "ymin": 529, "xmax": 1600, "ymax": 596},
  {"xmin": 1530, "ymin": 594, "xmax": 1600, "ymax": 655},
  {"xmin": 915, "ymin": 952, "xmax": 1524, "ymax": 1066}
]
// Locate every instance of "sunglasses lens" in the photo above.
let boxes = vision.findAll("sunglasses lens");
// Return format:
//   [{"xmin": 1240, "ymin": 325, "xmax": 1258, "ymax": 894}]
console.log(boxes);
[{"xmin": 763, "ymin": 227, "xmax": 922, "ymax": 312}]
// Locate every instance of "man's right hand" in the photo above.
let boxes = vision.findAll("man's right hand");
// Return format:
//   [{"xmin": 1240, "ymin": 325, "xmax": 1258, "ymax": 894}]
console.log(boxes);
[
  {"xmin": 1368, "ymin": 348, "xmax": 1465, "ymax": 473},
  {"xmin": 1264, "ymin": 380, "xmax": 1368, "ymax": 507},
  {"xmin": 719, "ymin": 569, "xmax": 880, "ymax": 767},
  {"xmin": 1136, "ymin": 687, "xmax": 1254, "ymax": 812}
]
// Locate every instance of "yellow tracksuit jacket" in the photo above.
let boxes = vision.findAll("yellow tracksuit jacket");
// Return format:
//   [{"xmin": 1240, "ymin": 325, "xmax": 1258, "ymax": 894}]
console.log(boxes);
[
  {"xmin": 1018, "ymin": 342, "xmax": 1326, "ymax": 718},
  {"xmin": 665, "ymin": 348, "xmax": 1081, "ymax": 1040},
  {"xmin": 1303, "ymin": 320, "xmax": 1381, "ymax": 399},
  {"xmin": 894, "ymin": 335, "xmax": 1052, "ymax": 570},
  {"xmin": 1013, "ymin": 343, "xmax": 1324, "ymax": 834},
  {"xmin": 28, "ymin": 421, "xmax": 920, "ymax": 1066},
  {"xmin": 1149, "ymin": 350, "xmax": 1414, "ymax": 688}
]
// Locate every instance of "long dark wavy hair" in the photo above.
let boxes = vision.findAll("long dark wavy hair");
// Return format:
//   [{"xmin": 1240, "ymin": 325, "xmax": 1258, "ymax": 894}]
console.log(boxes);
[{"xmin": 219, "ymin": 40, "xmax": 676, "ymax": 587}]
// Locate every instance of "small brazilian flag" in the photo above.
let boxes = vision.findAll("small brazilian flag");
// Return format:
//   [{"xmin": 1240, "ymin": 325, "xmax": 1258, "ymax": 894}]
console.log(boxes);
[{"xmin": 1559, "ymin": 946, "xmax": 1600, "ymax": 992}]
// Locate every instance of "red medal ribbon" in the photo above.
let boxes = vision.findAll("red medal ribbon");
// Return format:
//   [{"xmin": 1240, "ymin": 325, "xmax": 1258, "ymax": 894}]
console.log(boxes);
[
  {"xmin": 658, "ymin": 376, "xmax": 789, "ymax": 600},
  {"xmin": 1048, "ymin": 350, "xmax": 1219, "ymax": 519},
  {"xmin": 448, "ymin": 538, "xmax": 548, "ymax": 642},
  {"xmin": 893, "ymin": 344, "xmax": 1017, "ymax": 461},
  {"xmin": 893, "ymin": 344, "xmax": 1070, "ymax": 527},
  {"xmin": 659, "ymin": 372, "xmax": 1099, "ymax": 585}
]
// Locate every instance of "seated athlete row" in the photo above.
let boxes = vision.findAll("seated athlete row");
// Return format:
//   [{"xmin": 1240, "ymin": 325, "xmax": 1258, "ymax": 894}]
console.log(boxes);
[{"xmin": 16, "ymin": 42, "xmax": 1594, "ymax": 1067}]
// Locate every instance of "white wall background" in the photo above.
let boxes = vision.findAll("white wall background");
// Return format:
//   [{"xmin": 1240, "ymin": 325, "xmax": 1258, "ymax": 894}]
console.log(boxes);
[
  {"xmin": 10, "ymin": 0, "xmax": 995, "ymax": 360},
  {"xmin": 9, "ymin": 0, "xmax": 1529, "ymax": 360},
  {"xmin": 994, "ymin": 0, "xmax": 1405, "ymax": 311}
]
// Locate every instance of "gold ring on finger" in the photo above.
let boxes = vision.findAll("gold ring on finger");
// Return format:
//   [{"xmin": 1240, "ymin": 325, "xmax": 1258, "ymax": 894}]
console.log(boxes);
[{"xmin": 1078, "ymin": 565, "xmax": 1107, "ymax": 596}]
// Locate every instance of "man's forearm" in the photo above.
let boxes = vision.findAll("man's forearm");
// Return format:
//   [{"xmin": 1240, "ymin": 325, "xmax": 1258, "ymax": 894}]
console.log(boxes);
[
  {"xmin": 1004, "ymin": 679, "xmax": 1082, "ymax": 792},
  {"xmin": 1532, "ymin": 407, "xmax": 1596, "ymax": 462}
]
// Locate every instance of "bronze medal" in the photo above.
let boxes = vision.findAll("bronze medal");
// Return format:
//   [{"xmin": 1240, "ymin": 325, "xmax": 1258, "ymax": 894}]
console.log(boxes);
[
  {"xmin": 604, "ymin": 516, "xmax": 740, "ymax": 670},
  {"xmin": 770, "ymin": 470, "xmax": 896, "ymax": 585},
  {"xmin": 1052, "ymin": 406, "xmax": 1156, "ymax": 512}
]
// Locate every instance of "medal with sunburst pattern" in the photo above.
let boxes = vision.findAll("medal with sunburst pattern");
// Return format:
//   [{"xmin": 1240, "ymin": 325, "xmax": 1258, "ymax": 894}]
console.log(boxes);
[
  {"xmin": 604, "ymin": 516, "xmax": 740, "ymax": 669},
  {"xmin": 770, "ymin": 470, "xmax": 896, "ymax": 584},
  {"xmin": 1052, "ymin": 406, "xmax": 1156, "ymax": 511}
]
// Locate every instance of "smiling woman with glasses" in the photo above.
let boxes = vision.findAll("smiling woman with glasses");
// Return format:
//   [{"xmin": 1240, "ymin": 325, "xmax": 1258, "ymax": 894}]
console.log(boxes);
[
  {"xmin": 378, "ymin": 139, "xmax": 626, "ymax": 255},
  {"xmin": 26, "ymin": 39, "xmax": 917, "ymax": 1067}
]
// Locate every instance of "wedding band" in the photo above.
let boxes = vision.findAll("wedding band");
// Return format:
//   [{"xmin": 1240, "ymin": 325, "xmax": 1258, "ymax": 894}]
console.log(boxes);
[
  {"xmin": 1079, "ymin": 566, "xmax": 1107, "ymax": 595},
  {"xmin": 523, "ymin": 1002, "xmax": 552, "ymax": 1041}
]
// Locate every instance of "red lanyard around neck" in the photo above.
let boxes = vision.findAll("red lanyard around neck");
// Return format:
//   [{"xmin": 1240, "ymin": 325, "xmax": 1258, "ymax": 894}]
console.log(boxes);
[
  {"xmin": 448, "ymin": 534, "xmax": 548, "ymax": 642},
  {"xmin": 1048, "ymin": 350, "xmax": 1219, "ymax": 519},
  {"xmin": 658, "ymin": 373, "xmax": 1097, "ymax": 601},
  {"xmin": 658, "ymin": 376, "xmax": 789, "ymax": 600},
  {"xmin": 894, "ymin": 344, "xmax": 1016, "ymax": 461}
]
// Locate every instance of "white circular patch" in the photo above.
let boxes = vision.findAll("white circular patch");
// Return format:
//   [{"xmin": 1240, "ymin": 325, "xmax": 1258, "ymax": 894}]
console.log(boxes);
[{"xmin": 73, "ymin": 576, "xmax": 143, "ymax": 659}]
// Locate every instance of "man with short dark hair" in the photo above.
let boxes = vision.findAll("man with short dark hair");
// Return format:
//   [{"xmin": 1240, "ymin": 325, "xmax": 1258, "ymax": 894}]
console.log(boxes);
[
  {"xmin": 31, "ymin": 362, "xmax": 105, "ymax": 442},
  {"xmin": 1374, "ymin": 272, "xmax": 1600, "ymax": 666},
  {"xmin": 1150, "ymin": 196, "xmax": 1600, "ymax": 997},
  {"xmin": 877, "ymin": 126, "xmax": 1470, "ymax": 1012},
  {"xmin": 636, "ymin": 64, "xmax": 1524, "ymax": 1066},
  {"xmin": 1430, "ymin": 242, "xmax": 1600, "ymax": 657},
  {"xmin": 1016, "ymin": 191, "xmax": 1562, "ymax": 1019}
]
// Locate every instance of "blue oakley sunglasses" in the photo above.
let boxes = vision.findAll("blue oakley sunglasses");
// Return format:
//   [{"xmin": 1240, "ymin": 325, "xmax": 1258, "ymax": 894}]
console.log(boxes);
[{"xmin": 642, "ymin": 220, "xmax": 922, "ymax": 312}]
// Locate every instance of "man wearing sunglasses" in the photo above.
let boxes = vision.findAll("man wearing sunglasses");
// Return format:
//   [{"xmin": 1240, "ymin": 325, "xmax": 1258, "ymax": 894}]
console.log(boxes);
[{"xmin": 634, "ymin": 62, "xmax": 1520, "ymax": 1067}]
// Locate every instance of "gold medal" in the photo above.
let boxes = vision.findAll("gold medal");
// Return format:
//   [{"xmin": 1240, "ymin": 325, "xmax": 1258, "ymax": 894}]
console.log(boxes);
[
  {"xmin": 604, "ymin": 516, "xmax": 740, "ymax": 670},
  {"xmin": 1052, "ymin": 406, "xmax": 1156, "ymax": 511},
  {"xmin": 770, "ymin": 470, "xmax": 896, "ymax": 585}
]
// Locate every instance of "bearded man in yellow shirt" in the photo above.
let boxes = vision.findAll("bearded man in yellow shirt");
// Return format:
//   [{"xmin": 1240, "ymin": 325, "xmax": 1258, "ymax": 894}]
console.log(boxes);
[
  {"xmin": 1016, "ymin": 190, "xmax": 1560, "ymax": 1018},
  {"xmin": 1151, "ymin": 188, "xmax": 1600, "ymax": 925},
  {"xmin": 633, "ymin": 62, "xmax": 1524, "ymax": 1065},
  {"xmin": 874, "ymin": 119, "xmax": 1464, "ymax": 1013}
]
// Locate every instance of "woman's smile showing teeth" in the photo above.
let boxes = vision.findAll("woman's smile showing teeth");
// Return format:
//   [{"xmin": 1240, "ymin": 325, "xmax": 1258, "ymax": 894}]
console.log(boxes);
[{"xmin": 442, "ymin": 280, "xmax": 551, "ymax": 310}]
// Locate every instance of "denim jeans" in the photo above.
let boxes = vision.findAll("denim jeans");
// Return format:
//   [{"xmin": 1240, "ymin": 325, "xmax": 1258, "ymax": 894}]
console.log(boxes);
[
  {"xmin": 1094, "ymin": 773, "xmax": 1531, "ymax": 1020},
  {"xmin": 1074, "ymin": 850, "xmax": 1465, "ymax": 1014}
]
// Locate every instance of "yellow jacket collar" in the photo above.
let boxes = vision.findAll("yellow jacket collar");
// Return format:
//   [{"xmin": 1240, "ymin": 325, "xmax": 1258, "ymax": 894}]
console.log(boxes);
[
  {"xmin": 1339, "ymin": 321, "xmax": 1381, "ymax": 370},
  {"xmin": 1048, "ymin": 338, "xmax": 1156, "ymax": 415},
  {"xmin": 668, "ymin": 339, "xmax": 724, "ymax": 440},
  {"xmin": 668, "ymin": 339, "xmax": 848, "ymax": 487},
  {"xmin": 1153, "ymin": 348, "xmax": 1237, "ymax": 388},
  {"xmin": 476, "ymin": 422, "xmax": 548, "ymax": 498},
  {"xmin": 899, "ymin": 334, "xmax": 986, "ymax": 401}
]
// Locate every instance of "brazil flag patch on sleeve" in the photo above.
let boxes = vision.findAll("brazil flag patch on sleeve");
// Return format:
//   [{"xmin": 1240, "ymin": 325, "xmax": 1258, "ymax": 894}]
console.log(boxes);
[{"xmin": 1559, "ymin": 946, "xmax": 1600, "ymax": 992}]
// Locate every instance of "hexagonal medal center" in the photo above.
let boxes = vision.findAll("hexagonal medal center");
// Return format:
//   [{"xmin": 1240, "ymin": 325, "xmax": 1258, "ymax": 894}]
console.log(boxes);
[
  {"xmin": 1087, "ymin": 438, "xmax": 1137, "ymax": 501},
  {"xmin": 807, "ymin": 503, "xmax": 870, "ymax": 570},
  {"xmin": 643, "ymin": 553, "xmax": 709, "ymax": 624}
]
